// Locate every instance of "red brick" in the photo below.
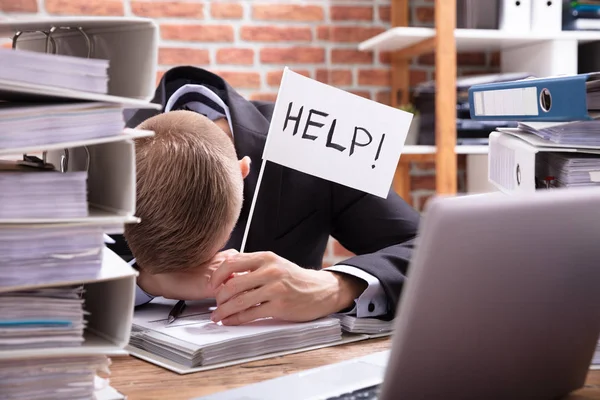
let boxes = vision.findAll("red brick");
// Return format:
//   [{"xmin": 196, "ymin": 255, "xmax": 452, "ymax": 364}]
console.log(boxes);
[
  {"xmin": 415, "ymin": 6, "xmax": 434, "ymax": 23},
  {"xmin": 358, "ymin": 69, "xmax": 390, "ymax": 86},
  {"xmin": 156, "ymin": 70, "xmax": 166, "ymax": 86},
  {"xmin": 253, "ymin": 4, "xmax": 323, "ymax": 21},
  {"xmin": 330, "ymin": 5, "xmax": 373, "ymax": 21},
  {"xmin": 46, "ymin": 0, "xmax": 123, "ymax": 15},
  {"xmin": 260, "ymin": 47, "xmax": 325, "ymax": 64},
  {"xmin": 250, "ymin": 93, "xmax": 278, "ymax": 102},
  {"xmin": 317, "ymin": 26, "xmax": 385, "ymax": 43},
  {"xmin": 1, "ymin": 0, "xmax": 37, "ymax": 12},
  {"xmin": 316, "ymin": 69, "xmax": 353, "ymax": 86},
  {"xmin": 490, "ymin": 51, "xmax": 500, "ymax": 67},
  {"xmin": 410, "ymin": 69, "xmax": 428, "ymax": 86},
  {"xmin": 158, "ymin": 47, "xmax": 210, "ymax": 66},
  {"xmin": 131, "ymin": 1, "xmax": 203, "ymax": 18},
  {"xmin": 350, "ymin": 90, "xmax": 371, "ymax": 100},
  {"xmin": 211, "ymin": 2, "xmax": 243, "ymax": 19},
  {"xmin": 331, "ymin": 49, "xmax": 373, "ymax": 64},
  {"xmin": 379, "ymin": 5, "xmax": 390, "ymax": 22},
  {"xmin": 460, "ymin": 69, "xmax": 500, "ymax": 77},
  {"xmin": 240, "ymin": 26, "xmax": 312, "ymax": 42},
  {"xmin": 332, "ymin": 240, "xmax": 355, "ymax": 258},
  {"xmin": 216, "ymin": 48, "xmax": 254, "ymax": 65},
  {"xmin": 375, "ymin": 91, "xmax": 391, "ymax": 106},
  {"xmin": 212, "ymin": 71, "xmax": 261, "ymax": 89},
  {"xmin": 410, "ymin": 175, "xmax": 436, "ymax": 191},
  {"xmin": 161, "ymin": 24, "xmax": 234, "ymax": 42},
  {"xmin": 379, "ymin": 51, "xmax": 391, "ymax": 64},
  {"xmin": 266, "ymin": 69, "xmax": 310, "ymax": 87},
  {"xmin": 457, "ymin": 154, "xmax": 467, "ymax": 170}
]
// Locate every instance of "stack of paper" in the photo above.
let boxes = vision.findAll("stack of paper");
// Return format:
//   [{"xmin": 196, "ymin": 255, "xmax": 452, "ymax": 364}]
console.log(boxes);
[
  {"xmin": 130, "ymin": 298, "xmax": 342, "ymax": 367},
  {"xmin": 518, "ymin": 120, "xmax": 600, "ymax": 146},
  {"xmin": 333, "ymin": 314, "xmax": 394, "ymax": 334},
  {"xmin": 535, "ymin": 152, "xmax": 600, "ymax": 188},
  {"xmin": 0, "ymin": 102, "xmax": 125, "ymax": 150},
  {"xmin": 0, "ymin": 224, "xmax": 103, "ymax": 288},
  {"xmin": 0, "ymin": 286, "xmax": 86, "ymax": 350},
  {"xmin": 0, "ymin": 47, "xmax": 109, "ymax": 94},
  {"xmin": 0, "ymin": 354, "xmax": 110, "ymax": 400},
  {"xmin": 0, "ymin": 162, "xmax": 88, "ymax": 219}
]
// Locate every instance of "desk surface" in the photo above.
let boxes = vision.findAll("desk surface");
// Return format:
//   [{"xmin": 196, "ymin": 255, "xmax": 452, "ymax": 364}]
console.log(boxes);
[{"xmin": 111, "ymin": 338, "xmax": 600, "ymax": 400}]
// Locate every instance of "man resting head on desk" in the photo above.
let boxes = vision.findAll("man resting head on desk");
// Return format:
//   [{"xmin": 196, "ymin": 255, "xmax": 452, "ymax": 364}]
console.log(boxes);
[{"xmin": 112, "ymin": 67, "xmax": 420, "ymax": 326}]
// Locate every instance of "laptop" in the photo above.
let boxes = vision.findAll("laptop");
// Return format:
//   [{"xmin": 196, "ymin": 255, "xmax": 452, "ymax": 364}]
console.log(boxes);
[{"xmin": 198, "ymin": 187, "xmax": 600, "ymax": 400}]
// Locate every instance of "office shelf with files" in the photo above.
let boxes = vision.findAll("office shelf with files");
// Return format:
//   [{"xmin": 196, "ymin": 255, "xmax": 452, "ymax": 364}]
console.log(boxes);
[
  {"xmin": 358, "ymin": 0, "xmax": 600, "ymax": 200},
  {"xmin": 0, "ymin": 17, "xmax": 159, "ymax": 400}
]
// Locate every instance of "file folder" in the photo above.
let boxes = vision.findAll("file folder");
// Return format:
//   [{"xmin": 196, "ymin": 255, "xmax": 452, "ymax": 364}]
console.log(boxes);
[
  {"xmin": 488, "ymin": 129, "xmax": 600, "ymax": 193},
  {"xmin": 469, "ymin": 73, "xmax": 600, "ymax": 122},
  {"xmin": 499, "ymin": 0, "xmax": 532, "ymax": 31}
]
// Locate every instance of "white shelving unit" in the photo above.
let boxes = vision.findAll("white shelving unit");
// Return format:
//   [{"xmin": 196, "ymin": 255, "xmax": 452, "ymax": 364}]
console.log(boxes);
[{"xmin": 359, "ymin": 24, "xmax": 600, "ymax": 195}]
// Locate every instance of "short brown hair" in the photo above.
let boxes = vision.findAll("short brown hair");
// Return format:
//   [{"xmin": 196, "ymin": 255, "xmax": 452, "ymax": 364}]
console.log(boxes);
[{"xmin": 125, "ymin": 110, "xmax": 243, "ymax": 274}]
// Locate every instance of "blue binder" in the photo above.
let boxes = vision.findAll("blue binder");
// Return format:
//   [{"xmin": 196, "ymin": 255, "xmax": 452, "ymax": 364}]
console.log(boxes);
[{"xmin": 468, "ymin": 72, "xmax": 600, "ymax": 122}]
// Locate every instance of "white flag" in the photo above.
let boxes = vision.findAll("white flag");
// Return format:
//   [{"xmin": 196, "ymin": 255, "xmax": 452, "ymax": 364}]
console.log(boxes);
[{"xmin": 262, "ymin": 68, "xmax": 413, "ymax": 198}]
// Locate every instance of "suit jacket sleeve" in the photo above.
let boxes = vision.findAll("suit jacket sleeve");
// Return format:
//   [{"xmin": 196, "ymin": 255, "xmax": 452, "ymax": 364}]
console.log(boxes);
[{"xmin": 329, "ymin": 183, "xmax": 420, "ymax": 318}]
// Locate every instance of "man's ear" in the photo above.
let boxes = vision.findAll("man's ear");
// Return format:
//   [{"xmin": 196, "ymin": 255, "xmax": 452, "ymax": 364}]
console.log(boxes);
[{"xmin": 239, "ymin": 156, "xmax": 251, "ymax": 179}]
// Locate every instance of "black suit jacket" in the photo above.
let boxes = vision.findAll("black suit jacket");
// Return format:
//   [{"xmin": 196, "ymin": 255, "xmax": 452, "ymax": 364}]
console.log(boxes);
[{"xmin": 110, "ymin": 66, "xmax": 421, "ymax": 318}]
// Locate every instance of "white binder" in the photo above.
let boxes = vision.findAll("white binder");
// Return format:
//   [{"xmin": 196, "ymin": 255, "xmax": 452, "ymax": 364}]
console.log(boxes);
[
  {"xmin": 488, "ymin": 129, "xmax": 600, "ymax": 193},
  {"xmin": 499, "ymin": 0, "xmax": 532, "ymax": 32},
  {"xmin": 0, "ymin": 17, "xmax": 161, "ymax": 109},
  {"xmin": 0, "ymin": 247, "xmax": 137, "ymax": 359},
  {"xmin": 531, "ymin": 0, "xmax": 562, "ymax": 32}
]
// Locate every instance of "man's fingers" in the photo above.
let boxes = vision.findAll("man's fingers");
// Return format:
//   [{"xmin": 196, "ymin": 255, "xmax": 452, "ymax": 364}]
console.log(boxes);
[
  {"xmin": 211, "ymin": 286, "xmax": 268, "ymax": 323},
  {"xmin": 215, "ymin": 271, "xmax": 271, "ymax": 305},
  {"xmin": 210, "ymin": 252, "xmax": 277, "ymax": 289},
  {"xmin": 221, "ymin": 302, "xmax": 274, "ymax": 326}
]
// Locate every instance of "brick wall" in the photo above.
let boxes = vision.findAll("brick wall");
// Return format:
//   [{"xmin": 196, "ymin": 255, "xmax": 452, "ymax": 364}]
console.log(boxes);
[{"xmin": 0, "ymin": 0, "xmax": 498, "ymax": 266}]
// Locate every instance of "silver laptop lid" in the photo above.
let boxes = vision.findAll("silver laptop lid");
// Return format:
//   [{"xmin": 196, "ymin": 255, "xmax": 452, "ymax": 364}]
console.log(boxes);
[{"xmin": 380, "ymin": 187, "xmax": 600, "ymax": 400}]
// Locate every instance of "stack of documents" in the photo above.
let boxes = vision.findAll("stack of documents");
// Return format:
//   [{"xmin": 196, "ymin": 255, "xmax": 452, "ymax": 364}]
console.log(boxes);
[
  {"xmin": 0, "ymin": 47, "xmax": 109, "ymax": 94},
  {"xmin": 0, "ymin": 224, "xmax": 103, "ymax": 288},
  {"xmin": 0, "ymin": 161, "xmax": 88, "ymax": 220},
  {"xmin": 130, "ymin": 298, "xmax": 342, "ymax": 367},
  {"xmin": 0, "ymin": 102, "xmax": 126, "ymax": 150},
  {"xmin": 535, "ymin": 152, "xmax": 600, "ymax": 188},
  {"xmin": 0, "ymin": 286, "xmax": 86, "ymax": 350},
  {"xmin": 0, "ymin": 354, "xmax": 110, "ymax": 400},
  {"xmin": 518, "ymin": 120, "xmax": 600, "ymax": 146},
  {"xmin": 333, "ymin": 314, "xmax": 394, "ymax": 334}
]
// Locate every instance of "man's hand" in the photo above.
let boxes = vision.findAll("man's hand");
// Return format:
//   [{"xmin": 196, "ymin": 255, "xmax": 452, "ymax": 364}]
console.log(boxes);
[
  {"xmin": 209, "ymin": 251, "xmax": 367, "ymax": 325},
  {"xmin": 137, "ymin": 249, "xmax": 239, "ymax": 300}
]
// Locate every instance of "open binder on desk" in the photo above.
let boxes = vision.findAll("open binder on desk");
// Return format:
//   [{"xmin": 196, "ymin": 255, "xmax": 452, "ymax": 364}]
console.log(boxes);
[
  {"xmin": 0, "ymin": 247, "xmax": 137, "ymax": 359},
  {"xmin": 488, "ymin": 130, "xmax": 600, "ymax": 193},
  {"xmin": 0, "ymin": 17, "xmax": 161, "ymax": 110}
]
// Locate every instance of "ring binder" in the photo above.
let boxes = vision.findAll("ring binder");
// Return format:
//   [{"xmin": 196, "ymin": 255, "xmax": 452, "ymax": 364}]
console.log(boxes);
[{"xmin": 12, "ymin": 25, "xmax": 92, "ymax": 58}]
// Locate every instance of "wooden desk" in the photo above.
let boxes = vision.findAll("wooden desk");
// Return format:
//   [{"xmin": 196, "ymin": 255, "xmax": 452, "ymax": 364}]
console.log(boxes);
[{"xmin": 110, "ymin": 338, "xmax": 600, "ymax": 400}]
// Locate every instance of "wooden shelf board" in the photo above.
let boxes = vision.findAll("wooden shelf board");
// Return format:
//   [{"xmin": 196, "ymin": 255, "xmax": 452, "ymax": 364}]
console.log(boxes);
[
  {"xmin": 359, "ymin": 27, "xmax": 600, "ymax": 53},
  {"xmin": 402, "ymin": 145, "xmax": 488, "ymax": 155}
]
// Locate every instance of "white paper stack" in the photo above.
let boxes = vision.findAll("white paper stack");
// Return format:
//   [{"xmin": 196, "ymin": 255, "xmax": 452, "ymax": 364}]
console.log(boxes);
[
  {"xmin": 518, "ymin": 119, "xmax": 600, "ymax": 146},
  {"xmin": 333, "ymin": 314, "xmax": 394, "ymax": 334},
  {"xmin": 0, "ymin": 354, "xmax": 111, "ymax": 400},
  {"xmin": 535, "ymin": 152, "xmax": 600, "ymax": 188},
  {"xmin": 130, "ymin": 298, "xmax": 342, "ymax": 367},
  {"xmin": 0, "ymin": 224, "xmax": 103, "ymax": 289},
  {"xmin": 0, "ymin": 47, "xmax": 109, "ymax": 94},
  {"xmin": 0, "ymin": 163, "xmax": 88, "ymax": 219},
  {"xmin": 0, "ymin": 102, "xmax": 125, "ymax": 150},
  {"xmin": 0, "ymin": 286, "xmax": 86, "ymax": 350}
]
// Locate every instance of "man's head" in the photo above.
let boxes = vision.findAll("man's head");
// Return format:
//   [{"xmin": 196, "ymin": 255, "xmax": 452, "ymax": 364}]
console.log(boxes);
[{"xmin": 125, "ymin": 110, "xmax": 250, "ymax": 274}]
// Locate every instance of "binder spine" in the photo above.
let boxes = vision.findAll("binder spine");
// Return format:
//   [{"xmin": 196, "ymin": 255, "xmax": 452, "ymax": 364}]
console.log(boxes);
[{"xmin": 469, "ymin": 76, "xmax": 590, "ymax": 122}]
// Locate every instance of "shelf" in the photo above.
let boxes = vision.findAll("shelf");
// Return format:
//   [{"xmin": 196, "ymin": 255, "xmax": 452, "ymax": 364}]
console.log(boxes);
[
  {"xmin": 359, "ymin": 27, "xmax": 600, "ymax": 53},
  {"xmin": 402, "ymin": 145, "xmax": 488, "ymax": 155}
]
